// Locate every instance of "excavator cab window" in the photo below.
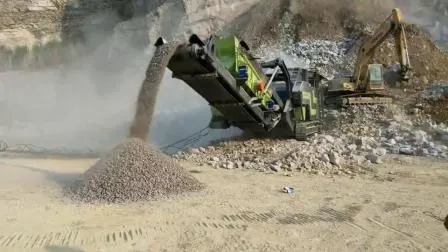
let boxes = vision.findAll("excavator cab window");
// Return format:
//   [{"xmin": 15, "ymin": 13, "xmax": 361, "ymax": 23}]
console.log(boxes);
[{"xmin": 367, "ymin": 64, "xmax": 384, "ymax": 89}]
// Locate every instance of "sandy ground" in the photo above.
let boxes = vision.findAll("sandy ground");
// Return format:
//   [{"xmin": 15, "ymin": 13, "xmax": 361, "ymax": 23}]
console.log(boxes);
[{"xmin": 0, "ymin": 154, "xmax": 447, "ymax": 252}]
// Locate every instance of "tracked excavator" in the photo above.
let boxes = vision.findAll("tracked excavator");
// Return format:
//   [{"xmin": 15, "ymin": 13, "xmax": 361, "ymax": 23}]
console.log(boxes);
[
  {"xmin": 154, "ymin": 34, "xmax": 326, "ymax": 140},
  {"xmin": 325, "ymin": 8, "xmax": 411, "ymax": 106}
]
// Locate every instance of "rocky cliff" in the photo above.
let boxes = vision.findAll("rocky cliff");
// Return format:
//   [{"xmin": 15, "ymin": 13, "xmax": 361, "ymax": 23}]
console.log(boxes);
[{"xmin": 0, "ymin": 0, "xmax": 269, "ymax": 71}]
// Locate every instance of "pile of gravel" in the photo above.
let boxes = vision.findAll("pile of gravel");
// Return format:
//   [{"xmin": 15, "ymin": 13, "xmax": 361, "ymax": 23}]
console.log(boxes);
[
  {"xmin": 68, "ymin": 138, "xmax": 204, "ymax": 203},
  {"xmin": 67, "ymin": 41, "xmax": 204, "ymax": 203}
]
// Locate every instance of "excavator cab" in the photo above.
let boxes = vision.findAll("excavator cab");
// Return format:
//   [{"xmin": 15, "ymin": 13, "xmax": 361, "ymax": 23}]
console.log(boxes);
[{"xmin": 366, "ymin": 64, "xmax": 385, "ymax": 91}]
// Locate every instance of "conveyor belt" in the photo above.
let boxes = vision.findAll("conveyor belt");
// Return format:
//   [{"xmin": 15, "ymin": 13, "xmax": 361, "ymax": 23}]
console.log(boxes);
[{"xmin": 166, "ymin": 44, "xmax": 271, "ymax": 134}]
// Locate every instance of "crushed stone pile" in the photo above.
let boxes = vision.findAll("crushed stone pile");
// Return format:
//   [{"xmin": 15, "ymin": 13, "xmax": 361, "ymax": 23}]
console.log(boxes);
[
  {"xmin": 419, "ymin": 83, "xmax": 448, "ymax": 123},
  {"xmin": 174, "ymin": 105, "xmax": 448, "ymax": 177},
  {"xmin": 68, "ymin": 41, "xmax": 203, "ymax": 203},
  {"xmin": 69, "ymin": 138, "xmax": 204, "ymax": 203},
  {"xmin": 422, "ymin": 98, "xmax": 448, "ymax": 124}
]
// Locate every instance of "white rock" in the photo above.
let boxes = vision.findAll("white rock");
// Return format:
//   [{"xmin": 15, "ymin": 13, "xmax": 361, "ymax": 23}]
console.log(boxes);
[
  {"xmin": 320, "ymin": 153, "xmax": 331, "ymax": 163},
  {"xmin": 399, "ymin": 147, "xmax": 414, "ymax": 155},
  {"xmin": 224, "ymin": 161, "xmax": 234, "ymax": 169},
  {"xmin": 347, "ymin": 144, "xmax": 358, "ymax": 151},
  {"xmin": 323, "ymin": 135, "xmax": 335, "ymax": 143},
  {"xmin": 189, "ymin": 148, "xmax": 200, "ymax": 154},
  {"xmin": 366, "ymin": 153, "xmax": 382, "ymax": 164},
  {"xmin": 328, "ymin": 151, "xmax": 342, "ymax": 166},
  {"xmin": 270, "ymin": 165, "xmax": 281, "ymax": 172},
  {"xmin": 374, "ymin": 148, "xmax": 387, "ymax": 156}
]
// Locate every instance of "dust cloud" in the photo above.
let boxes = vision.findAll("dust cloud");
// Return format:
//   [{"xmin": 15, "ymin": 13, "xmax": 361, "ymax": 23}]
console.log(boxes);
[{"xmin": 0, "ymin": 6, "xmax": 240, "ymax": 155}]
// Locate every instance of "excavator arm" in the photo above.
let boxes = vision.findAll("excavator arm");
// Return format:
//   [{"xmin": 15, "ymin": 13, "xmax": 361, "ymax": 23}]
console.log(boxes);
[{"xmin": 353, "ymin": 8, "xmax": 411, "ymax": 88}]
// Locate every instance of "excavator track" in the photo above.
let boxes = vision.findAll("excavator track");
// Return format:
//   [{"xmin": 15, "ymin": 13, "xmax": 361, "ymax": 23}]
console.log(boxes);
[
  {"xmin": 325, "ymin": 92, "xmax": 393, "ymax": 107},
  {"xmin": 342, "ymin": 96, "xmax": 393, "ymax": 106}
]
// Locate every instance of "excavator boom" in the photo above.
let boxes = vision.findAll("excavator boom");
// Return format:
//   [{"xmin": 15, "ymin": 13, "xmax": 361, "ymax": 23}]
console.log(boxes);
[
  {"xmin": 354, "ymin": 8, "xmax": 411, "ymax": 86},
  {"xmin": 326, "ymin": 8, "xmax": 411, "ymax": 106}
]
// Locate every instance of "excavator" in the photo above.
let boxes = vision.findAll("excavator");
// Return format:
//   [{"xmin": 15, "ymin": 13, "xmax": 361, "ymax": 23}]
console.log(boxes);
[
  {"xmin": 325, "ymin": 8, "xmax": 411, "ymax": 106},
  {"xmin": 153, "ymin": 34, "xmax": 326, "ymax": 140}
]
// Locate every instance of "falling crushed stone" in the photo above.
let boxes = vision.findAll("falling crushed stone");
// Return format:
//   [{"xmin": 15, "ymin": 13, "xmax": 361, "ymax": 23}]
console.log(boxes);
[
  {"xmin": 68, "ymin": 42, "xmax": 204, "ymax": 203},
  {"xmin": 129, "ymin": 40, "xmax": 182, "ymax": 140}
]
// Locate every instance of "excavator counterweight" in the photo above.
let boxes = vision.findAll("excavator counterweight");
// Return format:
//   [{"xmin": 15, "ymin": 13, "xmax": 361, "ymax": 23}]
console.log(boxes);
[{"xmin": 325, "ymin": 8, "xmax": 411, "ymax": 107}]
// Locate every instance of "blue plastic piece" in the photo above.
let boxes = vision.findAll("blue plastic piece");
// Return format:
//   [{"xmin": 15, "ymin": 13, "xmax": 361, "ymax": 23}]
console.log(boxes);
[
  {"xmin": 266, "ymin": 100, "xmax": 274, "ymax": 110},
  {"xmin": 238, "ymin": 65, "xmax": 248, "ymax": 79}
]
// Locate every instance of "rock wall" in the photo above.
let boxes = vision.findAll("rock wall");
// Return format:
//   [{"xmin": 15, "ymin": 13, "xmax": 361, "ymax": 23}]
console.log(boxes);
[
  {"xmin": 0, "ymin": 0, "xmax": 166, "ymax": 70},
  {"xmin": 0, "ymin": 0, "xmax": 268, "ymax": 71}
]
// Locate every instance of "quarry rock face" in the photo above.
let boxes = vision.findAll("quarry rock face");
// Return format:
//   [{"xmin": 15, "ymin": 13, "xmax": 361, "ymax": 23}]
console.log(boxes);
[{"xmin": 0, "ymin": 0, "xmax": 266, "ymax": 71}]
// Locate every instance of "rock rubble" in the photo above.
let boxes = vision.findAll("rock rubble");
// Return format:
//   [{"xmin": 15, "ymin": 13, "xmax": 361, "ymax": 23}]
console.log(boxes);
[{"xmin": 173, "ymin": 104, "xmax": 448, "ymax": 177}]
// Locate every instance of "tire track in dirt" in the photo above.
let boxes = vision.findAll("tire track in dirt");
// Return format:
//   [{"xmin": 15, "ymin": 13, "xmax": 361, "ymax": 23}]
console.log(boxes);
[
  {"xmin": 194, "ymin": 221, "xmax": 249, "ymax": 231},
  {"xmin": 211, "ymin": 234, "xmax": 288, "ymax": 252},
  {"xmin": 177, "ymin": 224, "xmax": 286, "ymax": 252},
  {"xmin": 277, "ymin": 206, "xmax": 362, "ymax": 225},
  {"xmin": 220, "ymin": 211, "xmax": 277, "ymax": 223},
  {"xmin": 0, "ymin": 205, "xmax": 365, "ymax": 249},
  {"xmin": 0, "ymin": 227, "xmax": 149, "ymax": 249}
]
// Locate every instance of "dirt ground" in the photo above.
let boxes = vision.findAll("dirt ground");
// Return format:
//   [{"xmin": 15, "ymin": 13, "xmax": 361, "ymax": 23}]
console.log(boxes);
[{"xmin": 0, "ymin": 154, "xmax": 447, "ymax": 252}]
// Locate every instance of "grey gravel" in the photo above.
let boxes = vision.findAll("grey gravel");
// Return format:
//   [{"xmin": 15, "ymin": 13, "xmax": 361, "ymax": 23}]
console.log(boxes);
[{"xmin": 68, "ymin": 138, "xmax": 204, "ymax": 203}]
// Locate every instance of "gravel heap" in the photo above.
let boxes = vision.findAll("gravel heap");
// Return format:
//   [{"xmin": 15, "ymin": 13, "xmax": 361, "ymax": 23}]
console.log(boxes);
[
  {"xmin": 174, "ymin": 104, "xmax": 448, "ymax": 177},
  {"xmin": 283, "ymin": 40, "xmax": 356, "ymax": 79},
  {"xmin": 69, "ymin": 138, "xmax": 204, "ymax": 203},
  {"xmin": 68, "ymin": 42, "xmax": 204, "ymax": 203}
]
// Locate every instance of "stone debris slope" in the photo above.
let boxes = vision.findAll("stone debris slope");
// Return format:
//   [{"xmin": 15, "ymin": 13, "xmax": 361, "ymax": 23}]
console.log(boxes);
[
  {"xmin": 68, "ymin": 138, "xmax": 204, "ymax": 203},
  {"xmin": 174, "ymin": 105, "xmax": 448, "ymax": 177}
]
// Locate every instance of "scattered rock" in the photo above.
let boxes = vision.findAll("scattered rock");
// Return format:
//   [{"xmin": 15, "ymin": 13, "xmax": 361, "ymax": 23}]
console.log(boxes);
[
  {"xmin": 320, "ymin": 153, "xmax": 331, "ymax": 163},
  {"xmin": 328, "ymin": 151, "xmax": 342, "ymax": 166},
  {"xmin": 366, "ymin": 153, "xmax": 382, "ymax": 164},
  {"xmin": 374, "ymin": 148, "xmax": 387, "ymax": 156}
]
